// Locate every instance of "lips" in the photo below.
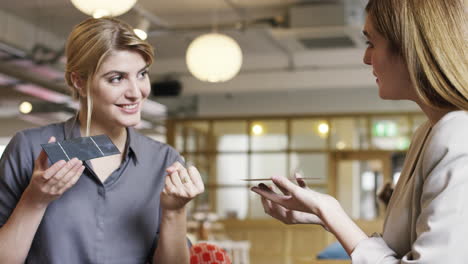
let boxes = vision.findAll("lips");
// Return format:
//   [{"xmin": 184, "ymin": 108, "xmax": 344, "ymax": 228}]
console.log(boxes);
[
  {"xmin": 118, "ymin": 103, "xmax": 137, "ymax": 109},
  {"xmin": 115, "ymin": 102, "xmax": 140, "ymax": 113}
]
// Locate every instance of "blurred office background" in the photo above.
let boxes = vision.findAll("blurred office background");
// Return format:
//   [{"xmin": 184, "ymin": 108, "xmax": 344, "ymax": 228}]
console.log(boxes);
[{"xmin": 0, "ymin": 0, "xmax": 424, "ymax": 263}]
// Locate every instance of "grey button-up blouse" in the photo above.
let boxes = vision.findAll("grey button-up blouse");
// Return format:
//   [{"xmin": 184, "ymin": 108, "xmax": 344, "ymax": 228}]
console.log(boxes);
[{"xmin": 0, "ymin": 117, "xmax": 182, "ymax": 264}]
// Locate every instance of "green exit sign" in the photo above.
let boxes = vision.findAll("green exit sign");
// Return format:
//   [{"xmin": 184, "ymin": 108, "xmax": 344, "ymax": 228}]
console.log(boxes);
[{"xmin": 373, "ymin": 121, "xmax": 398, "ymax": 137}]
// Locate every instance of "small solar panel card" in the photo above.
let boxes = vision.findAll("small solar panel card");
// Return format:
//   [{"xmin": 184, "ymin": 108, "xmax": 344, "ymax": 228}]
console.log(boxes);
[{"xmin": 41, "ymin": 135, "xmax": 120, "ymax": 164}]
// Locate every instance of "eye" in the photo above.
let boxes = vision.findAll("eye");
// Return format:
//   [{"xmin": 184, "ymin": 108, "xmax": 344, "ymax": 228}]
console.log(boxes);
[
  {"xmin": 138, "ymin": 70, "xmax": 148, "ymax": 79},
  {"xmin": 365, "ymin": 40, "xmax": 374, "ymax": 48},
  {"xmin": 109, "ymin": 75, "xmax": 123, "ymax": 83}
]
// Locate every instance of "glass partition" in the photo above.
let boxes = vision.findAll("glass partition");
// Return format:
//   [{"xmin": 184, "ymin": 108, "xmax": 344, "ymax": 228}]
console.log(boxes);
[
  {"xmin": 371, "ymin": 116, "xmax": 410, "ymax": 150},
  {"xmin": 168, "ymin": 112, "xmax": 424, "ymax": 219},
  {"xmin": 212, "ymin": 121, "xmax": 248, "ymax": 152},
  {"xmin": 250, "ymin": 120, "xmax": 287, "ymax": 151},
  {"xmin": 330, "ymin": 117, "xmax": 369, "ymax": 150},
  {"xmin": 290, "ymin": 119, "xmax": 328, "ymax": 150}
]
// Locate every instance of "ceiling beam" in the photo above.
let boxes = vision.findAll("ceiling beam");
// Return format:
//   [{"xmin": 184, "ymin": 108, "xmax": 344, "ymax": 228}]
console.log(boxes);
[{"xmin": 0, "ymin": 61, "xmax": 68, "ymax": 94}]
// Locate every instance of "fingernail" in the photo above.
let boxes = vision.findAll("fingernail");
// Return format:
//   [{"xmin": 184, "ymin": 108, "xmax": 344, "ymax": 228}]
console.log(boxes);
[{"xmin": 186, "ymin": 161, "xmax": 194, "ymax": 168}]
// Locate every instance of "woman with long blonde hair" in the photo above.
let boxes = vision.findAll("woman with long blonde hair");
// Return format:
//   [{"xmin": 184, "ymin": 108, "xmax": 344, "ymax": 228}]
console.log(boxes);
[
  {"xmin": 0, "ymin": 17, "xmax": 204, "ymax": 263},
  {"xmin": 252, "ymin": 0, "xmax": 468, "ymax": 262}
]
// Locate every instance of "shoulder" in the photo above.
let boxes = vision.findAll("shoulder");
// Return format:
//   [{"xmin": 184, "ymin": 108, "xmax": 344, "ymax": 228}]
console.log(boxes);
[
  {"xmin": 0, "ymin": 122, "xmax": 66, "ymax": 181},
  {"xmin": 425, "ymin": 111, "xmax": 468, "ymax": 153},
  {"xmin": 5, "ymin": 122, "xmax": 66, "ymax": 156},
  {"xmin": 135, "ymin": 132, "xmax": 178, "ymax": 153},
  {"xmin": 132, "ymin": 131, "xmax": 181, "ymax": 161},
  {"xmin": 430, "ymin": 110, "xmax": 468, "ymax": 143},
  {"xmin": 18, "ymin": 123, "xmax": 64, "ymax": 140},
  {"xmin": 422, "ymin": 111, "xmax": 468, "ymax": 176}
]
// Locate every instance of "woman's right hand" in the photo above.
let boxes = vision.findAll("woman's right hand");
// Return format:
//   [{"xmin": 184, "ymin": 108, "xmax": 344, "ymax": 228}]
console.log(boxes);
[{"xmin": 23, "ymin": 137, "xmax": 85, "ymax": 208}]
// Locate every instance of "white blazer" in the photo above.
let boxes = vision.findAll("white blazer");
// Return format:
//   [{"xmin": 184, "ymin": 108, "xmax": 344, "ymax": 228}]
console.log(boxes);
[{"xmin": 351, "ymin": 110, "xmax": 468, "ymax": 263}]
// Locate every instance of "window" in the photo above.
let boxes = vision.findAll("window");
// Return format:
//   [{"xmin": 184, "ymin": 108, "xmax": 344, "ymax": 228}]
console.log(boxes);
[{"xmin": 168, "ymin": 112, "xmax": 424, "ymax": 219}]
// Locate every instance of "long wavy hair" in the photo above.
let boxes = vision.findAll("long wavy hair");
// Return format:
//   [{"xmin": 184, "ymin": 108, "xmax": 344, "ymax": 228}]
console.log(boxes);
[{"xmin": 366, "ymin": 0, "xmax": 468, "ymax": 110}]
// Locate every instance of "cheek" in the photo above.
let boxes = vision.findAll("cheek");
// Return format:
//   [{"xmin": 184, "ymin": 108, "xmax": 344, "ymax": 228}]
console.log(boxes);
[
  {"xmin": 372, "ymin": 52, "xmax": 384, "ymax": 73},
  {"xmin": 93, "ymin": 85, "xmax": 121, "ymax": 105},
  {"xmin": 140, "ymin": 82, "xmax": 151, "ymax": 98}
]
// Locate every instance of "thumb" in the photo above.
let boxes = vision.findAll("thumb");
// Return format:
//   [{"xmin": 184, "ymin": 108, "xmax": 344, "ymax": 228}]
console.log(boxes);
[
  {"xmin": 294, "ymin": 172, "xmax": 307, "ymax": 189},
  {"xmin": 272, "ymin": 176, "xmax": 298, "ymax": 195},
  {"xmin": 35, "ymin": 136, "xmax": 56, "ymax": 169}
]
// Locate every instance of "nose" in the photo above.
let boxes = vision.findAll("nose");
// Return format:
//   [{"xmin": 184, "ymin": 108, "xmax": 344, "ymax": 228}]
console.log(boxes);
[
  {"xmin": 125, "ymin": 79, "xmax": 141, "ymax": 99},
  {"xmin": 363, "ymin": 48, "xmax": 372, "ymax": 65}
]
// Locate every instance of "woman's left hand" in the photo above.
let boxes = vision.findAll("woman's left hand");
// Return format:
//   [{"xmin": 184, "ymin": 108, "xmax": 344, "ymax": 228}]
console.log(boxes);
[
  {"xmin": 251, "ymin": 175, "xmax": 336, "ymax": 218},
  {"xmin": 161, "ymin": 161, "xmax": 205, "ymax": 211}
]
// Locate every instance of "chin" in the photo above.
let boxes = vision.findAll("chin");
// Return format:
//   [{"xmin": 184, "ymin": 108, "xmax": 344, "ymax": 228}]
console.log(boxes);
[
  {"xmin": 379, "ymin": 93, "xmax": 394, "ymax": 100},
  {"xmin": 122, "ymin": 120, "xmax": 141, "ymax": 128},
  {"xmin": 379, "ymin": 93, "xmax": 405, "ymax": 101},
  {"xmin": 117, "ymin": 116, "xmax": 141, "ymax": 128},
  {"xmin": 378, "ymin": 89, "xmax": 387, "ymax": 99}
]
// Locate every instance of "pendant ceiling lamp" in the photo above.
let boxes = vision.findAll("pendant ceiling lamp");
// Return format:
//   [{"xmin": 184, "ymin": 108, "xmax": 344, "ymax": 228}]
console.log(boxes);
[
  {"xmin": 186, "ymin": 33, "xmax": 243, "ymax": 83},
  {"xmin": 134, "ymin": 17, "xmax": 150, "ymax": 40},
  {"xmin": 71, "ymin": 0, "xmax": 137, "ymax": 18}
]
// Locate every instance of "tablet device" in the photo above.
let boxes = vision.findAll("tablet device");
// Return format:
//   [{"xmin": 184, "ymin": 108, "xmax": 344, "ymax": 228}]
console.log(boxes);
[{"xmin": 41, "ymin": 135, "xmax": 120, "ymax": 163}]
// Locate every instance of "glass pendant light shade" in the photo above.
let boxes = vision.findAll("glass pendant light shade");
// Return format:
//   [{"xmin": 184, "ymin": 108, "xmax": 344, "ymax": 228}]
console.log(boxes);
[
  {"xmin": 71, "ymin": 0, "xmax": 137, "ymax": 18},
  {"xmin": 186, "ymin": 33, "xmax": 243, "ymax": 83},
  {"xmin": 134, "ymin": 17, "xmax": 150, "ymax": 40}
]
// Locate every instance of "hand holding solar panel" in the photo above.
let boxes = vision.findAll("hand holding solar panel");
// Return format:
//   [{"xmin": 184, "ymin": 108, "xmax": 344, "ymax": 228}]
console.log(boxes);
[{"xmin": 41, "ymin": 135, "xmax": 121, "ymax": 163}]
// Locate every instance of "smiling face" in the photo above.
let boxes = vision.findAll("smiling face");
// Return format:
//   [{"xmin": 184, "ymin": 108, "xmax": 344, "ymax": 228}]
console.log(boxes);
[
  {"xmin": 89, "ymin": 49, "xmax": 150, "ymax": 129},
  {"xmin": 362, "ymin": 16, "xmax": 417, "ymax": 101}
]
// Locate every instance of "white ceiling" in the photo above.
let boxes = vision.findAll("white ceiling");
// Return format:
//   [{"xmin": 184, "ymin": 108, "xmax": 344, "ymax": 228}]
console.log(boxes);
[{"xmin": 0, "ymin": 0, "xmax": 374, "ymax": 122}]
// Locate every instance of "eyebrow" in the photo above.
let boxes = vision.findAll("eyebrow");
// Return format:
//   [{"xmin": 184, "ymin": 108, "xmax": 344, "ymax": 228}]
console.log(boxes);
[{"xmin": 101, "ymin": 65, "xmax": 149, "ymax": 78}]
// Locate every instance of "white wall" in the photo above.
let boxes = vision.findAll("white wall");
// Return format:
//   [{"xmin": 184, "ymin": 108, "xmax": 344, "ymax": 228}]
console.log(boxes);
[{"xmin": 197, "ymin": 87, "xmax": 420, "ymax": 117}]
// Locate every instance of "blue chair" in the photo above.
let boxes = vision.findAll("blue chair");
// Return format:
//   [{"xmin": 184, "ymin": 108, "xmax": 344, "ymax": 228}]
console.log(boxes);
[{"xmin": 317, "ymin": 241, "xmax": 350, "ymax": 260}]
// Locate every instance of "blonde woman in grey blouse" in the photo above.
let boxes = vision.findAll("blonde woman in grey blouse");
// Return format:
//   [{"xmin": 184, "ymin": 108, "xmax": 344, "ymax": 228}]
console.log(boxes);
[
  {"xmin": 0, "ymin": 18, "xmax": 204, "ymax": 264},
  {"xmin": 252, "ymin": 0, "xmax": 468, "ymax": 263}
]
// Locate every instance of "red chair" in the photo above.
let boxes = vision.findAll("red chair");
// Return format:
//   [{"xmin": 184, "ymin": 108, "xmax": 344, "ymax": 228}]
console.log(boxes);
[{"xmin": 190, "ymin": 242, "xmax": 232, "ymax": 264}]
